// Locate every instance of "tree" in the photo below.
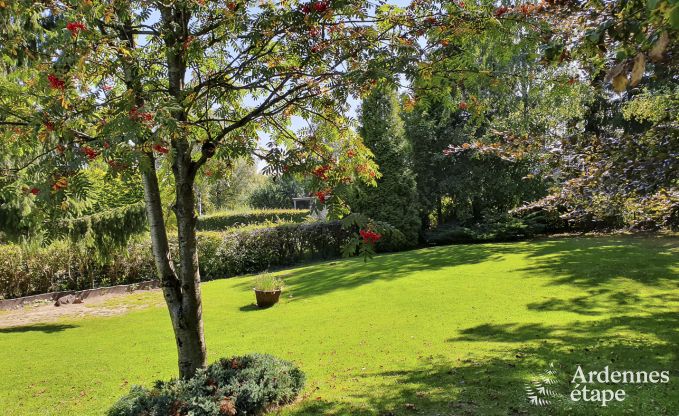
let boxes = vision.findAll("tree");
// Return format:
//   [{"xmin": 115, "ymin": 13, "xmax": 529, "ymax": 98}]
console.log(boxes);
[
  {"xmin": 352, "ymin": 82, "xmax": 420, "ymax": 247},
  {"xmin": 401, "ymin": 1, "xmax": 552, "ymax": 228},
  {"xmin": 249, "ymin": 175, "xmax": 308, "ymax": 209},
  {"xmin": 0, "ymin": 0, "xmax": 393, "ymax": 379}
]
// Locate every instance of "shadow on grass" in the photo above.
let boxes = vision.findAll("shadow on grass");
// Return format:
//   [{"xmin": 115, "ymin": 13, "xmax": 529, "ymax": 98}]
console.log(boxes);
[
  {"xmin": 281, "ymin": 236, "xmax": 679, "ymax": 415},
  {"xmin": 518, "ymin": 235, "xmax": 679, "ymax": 289},
  {"xmin": 0, "ymin": 323, "xmax": 78, "ymax": 333},
  {"xmin": 286, "ymin": 312, "xmax": 679, "ymax": 416},
  {"xmin": 251, "ymin": 243, "xmax": 504, "ymax": 301},
  {"xmin": 243, "ymin": 235, "xmax": 678, "ymax": 303}
]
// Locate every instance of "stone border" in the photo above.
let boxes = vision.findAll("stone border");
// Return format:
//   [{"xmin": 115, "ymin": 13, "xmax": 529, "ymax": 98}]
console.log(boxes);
[{"xmin": 0, "ymin": 280, "xmax": 159, "ymax": 310}]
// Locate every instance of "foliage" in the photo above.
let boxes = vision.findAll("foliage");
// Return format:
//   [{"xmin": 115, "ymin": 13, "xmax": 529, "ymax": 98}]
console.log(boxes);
[
  {"xmin": 253, "ymin": 273, "xmax": 284, "ymax": 291},
  {"xmin": 196, "ymin": 158, "xmax": 265, "ymax": 214},
  {"xmin": 424, "ymin": 0, "xmax": 677, "ymax": 232},
  {"xmin": 198, "ymin": 221, "xmax": 354, "ymax": 279},
  {"xmin": 351, "ymin": 82, "xmax": 420, "ymax": 249},
  {"xmin": 1, "ymin": 219, "xmax": 405, "ymax": 299},
  {"xmin": 424, "ymin": 215, "xmax": 535, "ymax": 245},
  {"xmin": 57, "ymin": 202, "xmax": 148, "ymax": 261},
  {"xmin": 248, "ymin": 176, "xmax": 309, "ymax": 209},
  {"xmin": 197, "ymin": 209, "xmax": 309, "ymax": 231},
  {"xmin": 108, "ymin": 354, "xmax": 304, "ymax": 416},
  {"xmin": 0, "ymin": 238, "xmax": 155, "ymax": 300},
  {"xmin": 0, "ymin": 0, "xmax": 402, "ymax": 376}
]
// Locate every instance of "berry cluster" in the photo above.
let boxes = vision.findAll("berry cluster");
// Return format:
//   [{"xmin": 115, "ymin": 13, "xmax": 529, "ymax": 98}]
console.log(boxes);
[{"xmin": 359, "ymin": 229, "xmax": 382, "ymax": 245}]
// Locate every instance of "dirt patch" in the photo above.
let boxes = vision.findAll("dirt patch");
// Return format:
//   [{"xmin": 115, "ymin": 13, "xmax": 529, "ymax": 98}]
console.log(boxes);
[{"xmin": 0, "ymin": 289, "xmax": 164, "ymax": 329}]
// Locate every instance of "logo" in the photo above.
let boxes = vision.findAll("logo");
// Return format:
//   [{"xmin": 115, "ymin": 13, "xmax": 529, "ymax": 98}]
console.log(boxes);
[
  {"xmin": 524, "ymin": 363, "xmax": 672, "ymax": 408},
  {"xmin": 525, "ymin": 362, "xmax": 563, "ymax": 406}
]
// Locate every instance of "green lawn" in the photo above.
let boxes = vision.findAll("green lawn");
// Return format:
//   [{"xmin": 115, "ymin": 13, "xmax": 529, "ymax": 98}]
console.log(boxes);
[{"xmin": 1, "ymin": 235, "xmax": 677, "ymax": 415}]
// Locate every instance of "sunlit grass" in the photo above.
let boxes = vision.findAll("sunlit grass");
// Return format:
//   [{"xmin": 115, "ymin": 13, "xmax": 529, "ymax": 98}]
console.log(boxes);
[{"xmin": 0, "ymin": 235, "xmax": 677, "ymax": 415}]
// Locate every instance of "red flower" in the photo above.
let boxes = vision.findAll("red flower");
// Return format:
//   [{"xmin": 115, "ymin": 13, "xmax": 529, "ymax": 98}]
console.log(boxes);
[
  {"xmin": 30, "ymin": 187, "xmax": 40, "ymax": 196},
  {"xmin": 66, "ymin": 21, "xmax": 86, "ymax": 36},
  {"xmin": 315, "ymin": 190, "xmax": 328, "ymax": 204},
  {"xmin": 81, "ymin": 146, "xmax": 98, "ymax": 160},
  {"xmin": 459, "ymin": 101, "xmax": 468, "ymax": 110},
  {"xmin": 47, "ymin": 74, "xmax": 65, "ymax": 90},
  {"xmin": 153, "ymin": 144, "xmax": 169, "ymax": 154},
  {"xmin": 359, "ymin": 229, "xmax": 382, "ymax": 245}
]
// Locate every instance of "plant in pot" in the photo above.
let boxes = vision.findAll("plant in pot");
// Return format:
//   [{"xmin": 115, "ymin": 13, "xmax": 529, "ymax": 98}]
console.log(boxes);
[{"xmin": 253, "ymin": 274, "xmax": 284, "ymax": 308}]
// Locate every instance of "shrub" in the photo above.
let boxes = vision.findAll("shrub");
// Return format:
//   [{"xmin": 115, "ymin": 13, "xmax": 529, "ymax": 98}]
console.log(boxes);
[
  {"xmin": 108, "ymin": 353, "xmax": 305, "ymax": 416},
  {"xmin": 197, "ymin": 209, "xmax": 309, "ymax": 231},
  {"xmin": 248, "ymin": 177, "xmax": 308, "ymax": 209},
  {"xmin": 0, "ymin": 239, "xmax": 155, "ymax": 299},
  {"xmin": 197, "ymin": 221, "xmax": 353, "ymax": 280},
  {"xmin": 0, "ymin": 221, "xmax": 359, "ymax": 299},
  {"xmin": 425, "ymin": 217, "xmax": 535, "ymax": 245}
]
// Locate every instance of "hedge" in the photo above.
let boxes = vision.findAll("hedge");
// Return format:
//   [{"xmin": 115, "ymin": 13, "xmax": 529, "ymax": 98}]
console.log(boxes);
[
  {"xmin": 0, "ymin": 221, "xmax": 353, "ymax": 300},
  {"xmin": 197, "ymin": 209, "xmax": 310, "ymax": 231}
]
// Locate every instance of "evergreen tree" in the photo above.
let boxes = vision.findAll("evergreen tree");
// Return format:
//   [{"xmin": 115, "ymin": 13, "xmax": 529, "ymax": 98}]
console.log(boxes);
[{"xmin": 353, "ymin": 83, "xmax": 420, "ymax": 248}]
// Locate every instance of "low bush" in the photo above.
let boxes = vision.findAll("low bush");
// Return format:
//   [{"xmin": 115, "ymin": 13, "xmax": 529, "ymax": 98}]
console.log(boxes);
[
  {"xmin": 197, "ymin": 209, "xmax": 310, "ymax": 231},
  {"xmin": 197, "ymin": 221, "xmax": 352, "ymax": 279},
  {"xmin": 108, "ymin": 353, "xmax": 305, "ymax": 416},
  {"xmin": 0, "ymin": 221, "xmax": 360, "ymax": 299},
  {"xmin": 425, "ymin": 217, "xmax": 536, "ymax": 245},
  {"xmin": 0, "ymin": 239, "xmax": 155, "ymax": 300}
]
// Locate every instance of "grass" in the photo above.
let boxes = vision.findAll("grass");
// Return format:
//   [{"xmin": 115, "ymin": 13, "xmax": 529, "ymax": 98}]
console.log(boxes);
[{"xmin": 0, "ymin": 235, "xmax": 677, "ymax": 415}]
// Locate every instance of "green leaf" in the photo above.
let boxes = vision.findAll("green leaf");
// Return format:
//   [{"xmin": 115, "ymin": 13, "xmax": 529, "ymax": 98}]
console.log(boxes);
[{"xmin": 669, "ymin": 5, "xmax": 679, "ymax": 29}]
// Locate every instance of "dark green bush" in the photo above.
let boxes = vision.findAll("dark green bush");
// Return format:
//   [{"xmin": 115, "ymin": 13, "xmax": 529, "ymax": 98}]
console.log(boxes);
[
  {"xmin": 425, "ymin": 217, "xmax": 536, "ymax": 245},
  {"xmin": 197, "ymin": 209, "xmax": 309, "ymax": 231},
  {"xmin": 198, "ymin": 221, "xmax": 352, "ymax": 280},
  {"xmin": 248, "ymin": 176, "xmax": 309, "ymax": 209},
  {"xmin": 108, "ymin": 353, "xmax": 305, "ymax": 416}
]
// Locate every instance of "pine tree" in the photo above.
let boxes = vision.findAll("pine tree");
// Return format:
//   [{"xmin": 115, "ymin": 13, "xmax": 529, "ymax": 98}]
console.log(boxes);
[{"xmin": 353, "ymin": 83, "xmax": 421, "ymax": 249}]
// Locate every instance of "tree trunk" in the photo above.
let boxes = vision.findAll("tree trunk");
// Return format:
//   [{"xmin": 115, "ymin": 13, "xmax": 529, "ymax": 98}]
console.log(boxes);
[{"xmin": 141, "ymin": 154, "xmax": 207, "ymax": 379}]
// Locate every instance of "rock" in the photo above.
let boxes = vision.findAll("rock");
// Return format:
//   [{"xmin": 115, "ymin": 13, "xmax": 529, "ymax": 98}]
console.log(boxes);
[{"xmin": 54, "ymin": 294, "xmax": 76, "ymax": 306}]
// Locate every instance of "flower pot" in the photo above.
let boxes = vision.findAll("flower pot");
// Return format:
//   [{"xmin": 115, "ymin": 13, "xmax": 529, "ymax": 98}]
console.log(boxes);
[{"xmin": 254, "ymin": 289, "xmax": 282, "ymax": 308}]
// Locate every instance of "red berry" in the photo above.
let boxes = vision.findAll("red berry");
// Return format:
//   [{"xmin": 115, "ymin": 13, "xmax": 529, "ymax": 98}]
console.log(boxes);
[
  {"xmin": 47, "ymin": 74, "xmax": 65, "ymax": 90},
  {"xmin": 66, "ymin": 21, "xmax": 86, "ymax": 36},
  {"xmin": 153, "ymin": 144, "xmax": 169, "ymax": 154},
  {"xmin": 313, "ymin": 1, "xmax": 328, "ymax": 13}
]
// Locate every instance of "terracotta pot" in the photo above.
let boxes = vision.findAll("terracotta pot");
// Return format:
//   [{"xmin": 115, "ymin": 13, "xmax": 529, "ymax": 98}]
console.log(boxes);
[{"xmin": 254, "ymin": 289, "xmax": 282, "ymax": 308}]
